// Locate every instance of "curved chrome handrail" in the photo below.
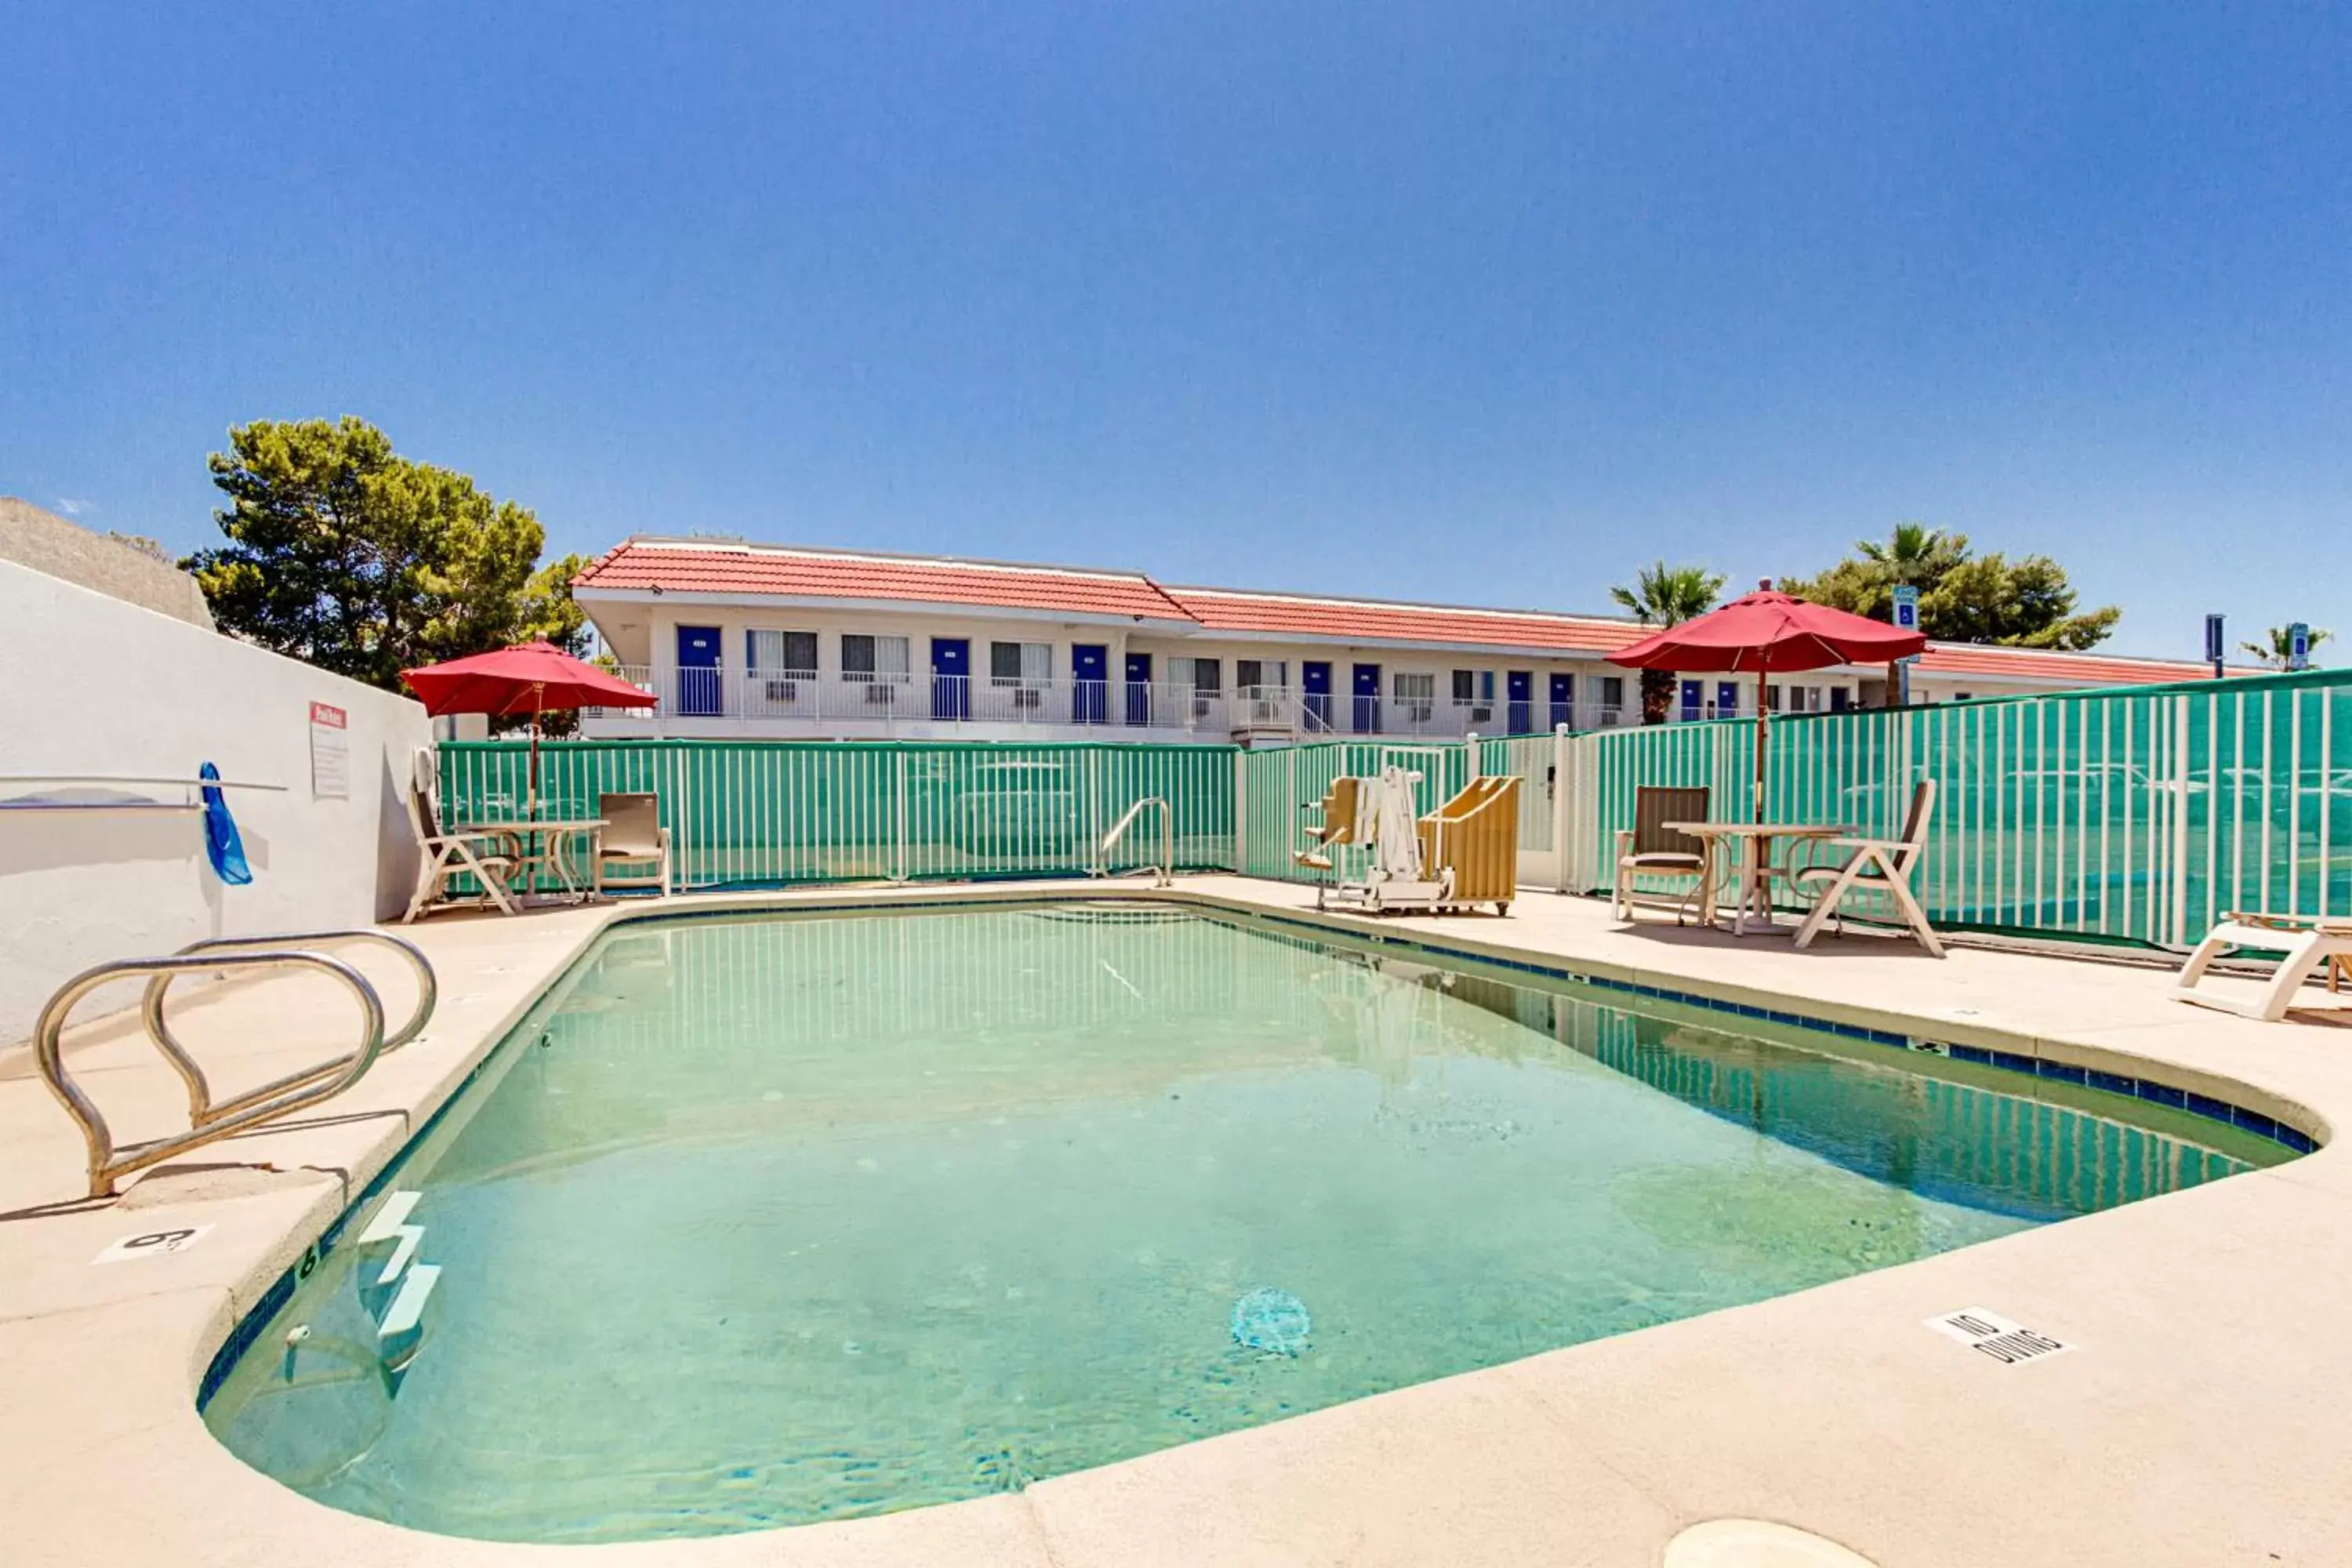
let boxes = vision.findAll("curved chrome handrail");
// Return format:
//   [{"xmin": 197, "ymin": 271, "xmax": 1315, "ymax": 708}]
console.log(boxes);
[
  {"xmin": 35, "ymin": 952, "xmax": 387, "ymax": 1198},
  {"xmin": 1095, "ymin": 797, "xmax": 1174, "ymax": 888},
  {"xmin": 140, "ymin": 930, "xmax": 437, "ymax": 1127}
]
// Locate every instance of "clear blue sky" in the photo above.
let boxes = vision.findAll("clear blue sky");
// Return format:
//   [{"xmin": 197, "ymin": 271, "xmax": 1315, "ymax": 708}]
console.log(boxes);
[{"xmin": 4, "ymin": 2, "xmax": 2346, "ymax": 659}]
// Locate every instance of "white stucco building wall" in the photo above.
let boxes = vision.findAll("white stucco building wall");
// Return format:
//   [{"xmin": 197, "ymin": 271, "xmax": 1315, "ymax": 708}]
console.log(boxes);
[{"xmin": 0, "ymin": 558, "xmax": 434, "ymax": 1047}]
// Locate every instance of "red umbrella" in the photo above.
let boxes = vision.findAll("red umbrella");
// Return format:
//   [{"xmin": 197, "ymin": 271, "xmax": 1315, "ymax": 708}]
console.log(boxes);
[
  {"xmin": 401, "ymin": 641, "xmax": 655, "ymax": 813},
  {"xmin": 1607, "ymin": 583, "xmax": 1928, "ymax": 820}
]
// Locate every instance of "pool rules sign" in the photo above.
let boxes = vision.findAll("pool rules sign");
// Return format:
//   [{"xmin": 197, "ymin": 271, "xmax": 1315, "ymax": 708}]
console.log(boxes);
[{"xmin": 309, "ymin": 701, "xmax": 350, "ymax": 799}]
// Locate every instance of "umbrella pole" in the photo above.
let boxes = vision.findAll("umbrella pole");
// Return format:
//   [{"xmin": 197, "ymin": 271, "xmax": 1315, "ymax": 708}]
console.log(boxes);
[
  {"xmin": 1754, "ymin": 659, "xmax": 1769, "ymax": 824},
  {"xmin": 529, "ymin": 684, "xmax": 543, "ymax": 818}
]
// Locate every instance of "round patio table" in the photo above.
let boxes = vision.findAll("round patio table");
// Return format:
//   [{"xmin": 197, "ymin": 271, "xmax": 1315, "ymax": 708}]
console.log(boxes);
[
  {"xmin": 1664, "ymin": 820, "xmax": 1850, "ymax": 937},
  {"xmin": 456, "ymin": 817, "xmax": 608, "ymax": 906}
]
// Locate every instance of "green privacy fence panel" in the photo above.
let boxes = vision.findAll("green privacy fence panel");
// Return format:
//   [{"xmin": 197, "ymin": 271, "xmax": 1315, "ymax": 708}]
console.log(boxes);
[
  {"xmin": 1571, "ymin": 667, "xmax": 2352, "ymax": 947},
  {"xmin": 438, "ymin": 739, "xmax": 1238, "ymax": 890},
  {"xmin": 1236, "ymin": 739, "xmax": 1474, "ymax": 881}
]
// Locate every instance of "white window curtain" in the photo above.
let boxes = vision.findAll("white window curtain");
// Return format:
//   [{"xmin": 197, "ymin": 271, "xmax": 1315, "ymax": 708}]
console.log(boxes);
[
  {"xmin": 748, "ymin": 630, "xmax": 818, "ymax": 673},
  {"xmin": 842, "ymin": 634, "xmax": 910, "ymax": 681},
  {"xmin": 990, "ymin": 641, "xmax": 1051, "ymax": 685}
]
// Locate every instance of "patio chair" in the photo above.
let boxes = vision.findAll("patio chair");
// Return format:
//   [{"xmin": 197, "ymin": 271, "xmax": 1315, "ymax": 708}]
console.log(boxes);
[
  {"xmin": 593, "ymin": 792, "xmax": 673, "ymax": 898},
  {"xmin": 401, "ymin": 751, "xmax": 521, "ymax": 922},
  {"xmin": 2174, "ymin": 912, "xmax": 2352, "ymax": 1022},
  {"xmin": 1789, "ymin": 778, "xmax": 1944, "ymax": 956},
  {"xmin": 1613, "ymin": 786, "xmax": 1711, "ymax": 924}
]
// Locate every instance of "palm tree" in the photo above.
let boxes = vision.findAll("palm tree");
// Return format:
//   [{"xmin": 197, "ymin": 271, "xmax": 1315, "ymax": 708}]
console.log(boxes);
[
  {"xmin": 1857, "ymin": 521, "xmax": 1968, "ymax": 592},
  {"xmin": 2238, "ymin": 625, "xmax": 2332, "ymax": 670},
  {"xmin": 1610, "ymin": 561, "xmax": 1726, "ymax": 724}
]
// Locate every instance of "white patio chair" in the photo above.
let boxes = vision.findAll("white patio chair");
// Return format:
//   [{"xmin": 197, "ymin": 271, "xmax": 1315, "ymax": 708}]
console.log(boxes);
[
  {"xmin": 1789, "ymin": 778, "xmax": 1944, "ymax": 956},
  {"xmin": 2174, "ymin": 913, "xmax": 2352, "ymax": 1022},
  {"xmin": 592, "ymin": 792, "xmax": 673, "ymax": 897},
  {"xmin": 402, "ymin": 751, "xmax": 521, "ymax": 921}
]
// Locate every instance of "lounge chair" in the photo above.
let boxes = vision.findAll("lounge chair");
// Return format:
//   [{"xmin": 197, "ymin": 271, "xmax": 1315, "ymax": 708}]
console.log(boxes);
[
  {"xmin": 1613, "ymin": 786, "xmax": 1711, "ymax": 924},
  {"xmin": 592, "ymin": 792, "xmax": 673, "ymax": 898},
  {"xmin": 1790, "ymin": 779, "xmax": 1943, "ymax": 956},
  {"xmin": 1417, "ymin": 775, "xmax": 1521, "ymax": 915},
  {"xmin": 402, "ymin": 751, "xmax": 521, "ymax": 921},
  {"xmin": 2174, "ymin": 912, "xmax": 2352, "ymax": 1022}
]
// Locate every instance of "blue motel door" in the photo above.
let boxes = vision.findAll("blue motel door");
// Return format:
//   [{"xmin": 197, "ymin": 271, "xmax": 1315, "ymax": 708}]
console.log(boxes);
[
  {"xmin": 1548, "ymin": 672, "xmax": 1573, "ymax": 730},
  {"xmin": 1072, "ymin": 643, "xmax": 1109, "ymax": 724},
  {"xmin": 1680, "ymin": 679, "xmax": 1704, "ymax": 723},
  {"xmin": 1302, "ymin": 661, "xmax": 1333, "ymax": 730},
  {"xmin": 1124, "ymin": 652, "xmax": 1152, "ymax": 724},
  {"xmin": 676, "ymin": 625, "xmax": 723, "ymax": 716},
  {"xmin": 931, "ymin": 638, "xmax": 970, "ymax": 720},
  {"xmin": 1352, "ymin": 663, "xmax": 1382, "ymax": 732},
  {"xmin": 1507, "ymin": 671, "xmax": 1533, "ymax": 734}
]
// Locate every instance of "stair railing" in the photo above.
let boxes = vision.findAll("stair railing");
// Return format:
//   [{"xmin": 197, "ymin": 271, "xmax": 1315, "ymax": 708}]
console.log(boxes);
[
  {"xmin": 1094, "ymin": 797, "xmax": 1174, "ymax": 887},
  {"xmin": 141, "ymin": 930, "xmax": 436, "ymax": 1127},
  {"xmin": 35, "ymin": 949, "xmax": 393, "ymax": 1198}
]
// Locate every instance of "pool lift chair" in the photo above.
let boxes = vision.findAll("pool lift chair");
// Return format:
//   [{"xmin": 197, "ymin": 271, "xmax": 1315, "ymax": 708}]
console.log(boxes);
[{"xmin": 1319, "ymin": 767, "xmax": 1456, "ymax": 915}]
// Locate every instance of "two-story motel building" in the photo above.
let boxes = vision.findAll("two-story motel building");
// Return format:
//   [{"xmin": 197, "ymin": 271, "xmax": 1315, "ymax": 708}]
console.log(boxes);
[{"xmin": 570, "ymin": 536, "xmax": 2223, "ymax": 746}]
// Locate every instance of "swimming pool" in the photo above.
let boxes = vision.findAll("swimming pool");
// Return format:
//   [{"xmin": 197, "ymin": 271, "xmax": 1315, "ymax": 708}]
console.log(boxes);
[{"xmin": 202, "ymin": 902, "xmax": 2289, "ymax": 1542}]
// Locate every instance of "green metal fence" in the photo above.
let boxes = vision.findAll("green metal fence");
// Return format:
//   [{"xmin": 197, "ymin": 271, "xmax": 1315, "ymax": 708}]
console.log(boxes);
[
  {"xmin": 438, "ymin": 668, "xmax": 2350, "ymax": 949},
  {"xmin": 1568, "ymin": 667, "xmax": 2352, "ymax": 947},
  {"xmin": 439, "ymin": 739, "xmax": 1238, "ymax": 889}
]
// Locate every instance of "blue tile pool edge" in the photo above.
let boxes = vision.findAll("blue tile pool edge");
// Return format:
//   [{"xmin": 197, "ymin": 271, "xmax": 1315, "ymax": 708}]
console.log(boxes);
[{"xmin": 194, "ymin": 886, "xmax": 2325, "ymax": 1409}]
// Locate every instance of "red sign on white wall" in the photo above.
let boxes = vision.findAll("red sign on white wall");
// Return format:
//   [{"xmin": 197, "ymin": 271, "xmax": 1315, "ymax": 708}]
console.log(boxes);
[{"xmin": 310, "ymin": 702, "xmax": 350, "ymax": 798}]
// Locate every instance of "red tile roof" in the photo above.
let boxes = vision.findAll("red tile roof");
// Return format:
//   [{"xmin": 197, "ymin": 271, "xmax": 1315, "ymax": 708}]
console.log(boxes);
[
  {"xmin": 575, "ymin": 539, "xmax": 1192, "ymax": 622},
  {"xmin": 575, "ymin": 537, "xmax": 2230, "ymax": 688},
  {"xmin": 1913, "ymin": 643, "xmax": 2220, "ymax": 686},
  {"xmin": 1163, "ymin": 586, "xmax": 1638, "ymax": 653}
]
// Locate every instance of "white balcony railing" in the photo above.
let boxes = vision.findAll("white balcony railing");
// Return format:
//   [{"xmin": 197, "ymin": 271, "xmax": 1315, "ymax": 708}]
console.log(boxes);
[{"xmin": 587, "ymin": 666, "xmax": 1645, "ymax": 737}]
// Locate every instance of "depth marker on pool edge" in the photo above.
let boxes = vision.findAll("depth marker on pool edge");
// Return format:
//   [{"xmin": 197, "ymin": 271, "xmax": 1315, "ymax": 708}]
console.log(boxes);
[{"xmin": 1926, "ymin": 1307, "xmax": 2074, "ymax": 1365}]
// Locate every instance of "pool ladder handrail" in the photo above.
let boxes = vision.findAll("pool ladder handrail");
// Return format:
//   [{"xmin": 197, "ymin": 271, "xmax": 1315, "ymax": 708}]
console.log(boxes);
[
  {"xmin": 1094, "ymin": 797, "xmax": 1174, "ymax": 887},
  {"xmin": 32, "ymin": 930, "xmax": 432, "ymax": 1199},
  {"xmin": 144, "ymin": 930, "xmax": 436, "ymax": 1129}
]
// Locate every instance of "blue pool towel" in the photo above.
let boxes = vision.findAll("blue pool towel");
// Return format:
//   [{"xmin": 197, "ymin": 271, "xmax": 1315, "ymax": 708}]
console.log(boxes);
[
  {"xmin": 1230, "ymin": 1287, "xmax": 1311, "ymax": 1356},
  {"xmin": 200, "ymin": 761, "xmax": 253, "ymax": 885}
]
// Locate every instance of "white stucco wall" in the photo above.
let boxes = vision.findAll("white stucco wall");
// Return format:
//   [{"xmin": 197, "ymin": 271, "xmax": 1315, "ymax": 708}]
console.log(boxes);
[{"xmin": 0, "ymin": 558, "xmax": 434, "ymax": 1047}]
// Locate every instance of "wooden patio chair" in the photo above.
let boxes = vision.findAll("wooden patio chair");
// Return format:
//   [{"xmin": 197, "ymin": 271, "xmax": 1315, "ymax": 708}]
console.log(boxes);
[
  {"xmin": 1790, "ymin": 778, "xmax": 1944, "ymax": 956},
  {"xmin": 1613, "ymin": 786, "xmax": 1711, "ymax": 924}
]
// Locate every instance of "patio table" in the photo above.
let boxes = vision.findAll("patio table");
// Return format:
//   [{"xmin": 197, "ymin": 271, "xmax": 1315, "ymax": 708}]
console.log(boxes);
[
  {"xmin": 1665, "ymin": 820, "xmax": 1851, "ymax": 937},
  {"xmin": 456, "ymin": 817, "xmax": 608, "ymax": 907}
]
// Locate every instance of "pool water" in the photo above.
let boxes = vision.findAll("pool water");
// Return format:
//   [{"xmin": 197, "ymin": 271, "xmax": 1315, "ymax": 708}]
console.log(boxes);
[{"xmin": 204, "ymin": 905, "xmax": 2283, "ymax": 1542}]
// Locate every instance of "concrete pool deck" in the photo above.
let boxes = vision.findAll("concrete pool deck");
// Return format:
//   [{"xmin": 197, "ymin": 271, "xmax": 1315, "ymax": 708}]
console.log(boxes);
[{"xmin": 2, "ymin": 877, "xmax": 2348, "ymax": 1567}]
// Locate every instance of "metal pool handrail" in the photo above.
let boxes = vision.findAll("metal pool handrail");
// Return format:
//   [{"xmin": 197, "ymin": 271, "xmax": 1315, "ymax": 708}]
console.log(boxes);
[
  {"xmin": 142, "ymin": 930, "xmax": 437, "ymax": 1127},
  {"xmin": 1095, "ymin": 797, "xmax": 1174, "ymax": 887},
  {"xmin": 34, "ymin": 951, "xmax": 389, "ymax": 1199}
]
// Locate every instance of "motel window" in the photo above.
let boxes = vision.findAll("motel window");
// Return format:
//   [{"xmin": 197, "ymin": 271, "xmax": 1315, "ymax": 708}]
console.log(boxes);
[
  {"xmin": 1235, "ymin": 659, "xmax": 1287, "ymax": 692},
  {"xmin": 1394, "ymin": 672, "xmax": 1437, "ymax": 718},
  {"xmin": 1450, "ymin": 670, "xmax": 1497, "ymax": 705},
  {"xmin": 840, "ymin": 633, "xmax": 910, "ymax": 681},
  {"xmin": 989, "ymin": 641, "xmax": 1052, "ymax": 686},
  {"xmin": 1599, "ymin": 675, "xmax": 1624, "ymax": 711},
  {"xmin": 1766, "ymin": 684, "xmax": 1783, "ymax": 712},
  {"xmin": 746, "ymin": 629, "xmax": 818, "ymax": 675},
  {"xmin": 1169, "ymin": 656, "xmax": 1222, "ymax": 694}
]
